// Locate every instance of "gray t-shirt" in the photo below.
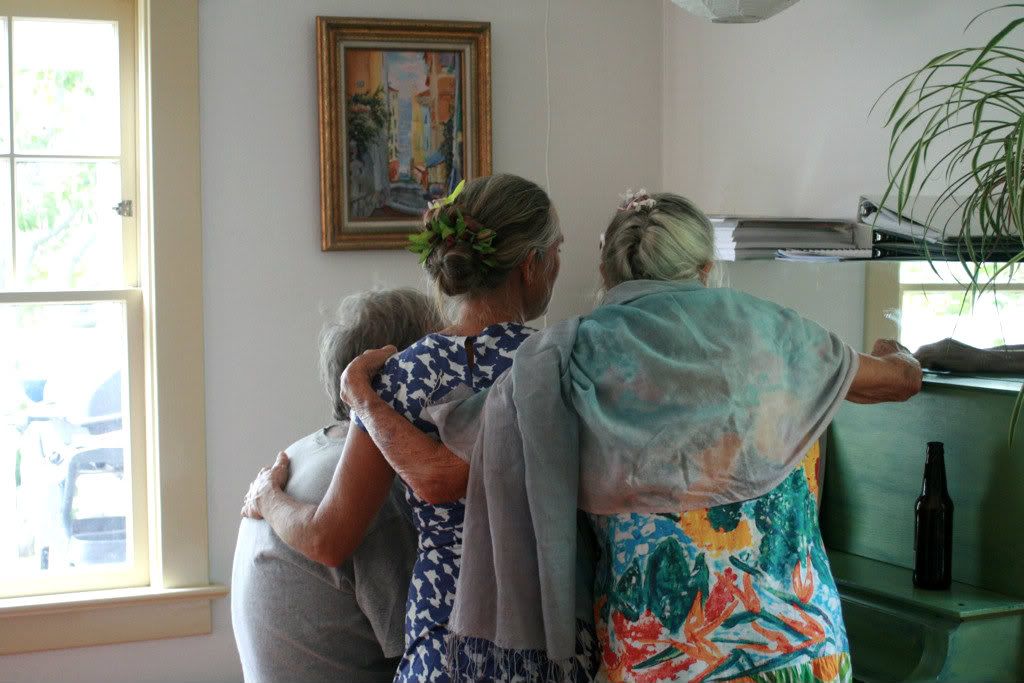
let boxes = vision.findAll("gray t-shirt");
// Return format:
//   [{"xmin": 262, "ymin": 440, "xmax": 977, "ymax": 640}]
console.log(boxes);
[{"xmin": 231, "ymin": 424, "xmax": 416, "ymax": 683}]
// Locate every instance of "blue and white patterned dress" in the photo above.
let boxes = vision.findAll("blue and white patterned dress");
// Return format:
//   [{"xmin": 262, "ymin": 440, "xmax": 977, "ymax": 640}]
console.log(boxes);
[{"xmin": 358, "ymin": 322, "xmax": 598, "ymax": 683}]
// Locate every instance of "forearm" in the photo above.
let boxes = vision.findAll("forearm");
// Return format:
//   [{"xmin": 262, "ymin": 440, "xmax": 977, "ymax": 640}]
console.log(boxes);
[
  {"xmin": 354, "ymin": 395, "xmax": 468, "ymax": 504},
  {"xmin": 847, "ymin": 351, "xmax": 923, "ymax": 403},
  {"xmin": 914, "ymin": 339, "xmax": 1024, "ymax": 372},
  {"xmin": 260, "ymin": 488, "xmax": 345, "ymax": 566},
  {"xmin": 944, "ymin": 346, "xmax": 1024, "ymax": 373}
]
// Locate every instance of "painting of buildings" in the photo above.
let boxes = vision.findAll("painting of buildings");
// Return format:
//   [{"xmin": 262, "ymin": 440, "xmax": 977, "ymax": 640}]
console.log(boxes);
[{"xmin": 344, "ymin": 48, "xmax": 465, "ymax": 220}]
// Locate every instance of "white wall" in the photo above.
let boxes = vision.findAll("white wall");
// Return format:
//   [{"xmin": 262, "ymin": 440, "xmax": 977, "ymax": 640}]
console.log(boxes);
[
  {"xmin": 0, "ymin": 2, "xmax": 662, "ymax": 682},
  {"xmin": 661, "ymin": 0, "xmax": 1014, "ymax": 348}
]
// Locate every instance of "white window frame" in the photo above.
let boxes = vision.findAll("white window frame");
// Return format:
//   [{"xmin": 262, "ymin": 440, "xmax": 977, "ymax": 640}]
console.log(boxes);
[
  {"xmin": 863, "ymin": 261, "xmax": 1024, "ymax": 351},
  {"xmin": 0, "ymin": 0, "xmax": 146, "ymax": 601},
  {"xmin": 0, "ymin": 0, "xmax": 224, "ymax": 654}
]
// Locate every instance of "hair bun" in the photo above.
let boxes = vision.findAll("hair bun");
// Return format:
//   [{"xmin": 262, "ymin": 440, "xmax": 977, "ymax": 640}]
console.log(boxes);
[
  {"xmin": 417, "ymin": 174, "xmax": 560, "ymax": 299},
  {"xmin": 426, "ymin": 237, "xmax": 486, "ymax": 297}
]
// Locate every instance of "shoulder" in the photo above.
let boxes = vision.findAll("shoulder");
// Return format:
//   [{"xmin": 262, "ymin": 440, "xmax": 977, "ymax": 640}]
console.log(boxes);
[
  {"xmin": 514, "ymin": 318, "xmax": 578, "ymax": 365},
  {"xmin": 700, "ymin": 287, "xmax": 807, "ymax": 329},
  {"xmin": 383, "ymin": 335, "xmax": 454, "ymax": 374},
  {"xmin": 475, "ymin": 322, "xmax": 535, "ymax": 359},
  {"xmin": 498, "ymin": 322, "xmax": 535, "ymax": 346},
  {"xmin": 282, "ymin": 428, "xmax": 331, "ymax": 457},
  {"xmin": 282, "ymin": 426, "xmax": 346, "ymax": 502},
  {"xmin": 374, "ymin": 335, "xmax": 446, "ymax": 388}
]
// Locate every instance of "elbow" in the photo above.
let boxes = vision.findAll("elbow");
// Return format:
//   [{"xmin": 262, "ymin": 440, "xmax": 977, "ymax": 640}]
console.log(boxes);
[
  {"xmin": 407, "ymin": 456, "xmax": 468, "ymax": 504},
  {"xmin": 307, "ymin": 530, "xmax": 352, "ymax": 568},
  {"xmin": 412, "ymin": 481, "xmax": 460, "ymax": 506},
  {"xmin": 411, "ymin": 470, "xmax": 466, "ymax": 505}
]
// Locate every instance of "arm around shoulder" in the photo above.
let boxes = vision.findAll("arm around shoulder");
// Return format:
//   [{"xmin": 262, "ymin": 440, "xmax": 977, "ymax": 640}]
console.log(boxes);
[
  {"xmin": 340, "ymin": 347, "xmax": 468, "ymax": 504},
  {"xmin": 250, "ymin": 424, "xmax": 395, "ymax": 567},
  {"xmin": 355, "ymin": 395, "xmax": 468, "ymax": 504}
]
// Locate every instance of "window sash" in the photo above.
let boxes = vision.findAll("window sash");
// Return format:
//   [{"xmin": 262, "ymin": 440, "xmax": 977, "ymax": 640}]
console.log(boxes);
[
  {"xmin": 0, "ymin": 0, "xmax": 144, "ymax": 598},
  {"xmin": 0, "ymin": 288, "xmax": 148, "ymax": 598},
  {"xmin": 0, "ymin": 0, "xmax": 138, "ymax": 291}
]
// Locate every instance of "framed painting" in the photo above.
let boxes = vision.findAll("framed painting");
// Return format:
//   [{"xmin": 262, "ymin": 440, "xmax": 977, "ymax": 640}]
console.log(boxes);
[{"xmin": 317, "ymin": 18, "xmax": 492, "ymax": 251}]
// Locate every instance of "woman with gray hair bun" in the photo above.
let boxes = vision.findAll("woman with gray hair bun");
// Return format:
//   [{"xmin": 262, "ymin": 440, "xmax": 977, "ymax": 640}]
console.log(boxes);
[
  {"xmin": 234, "ymin": 288, "xmax": 443, "ymax": 683},
  {"xmin": 243, "ymin": 173, "xmax": 600, "ymax": 683},
  {"xmin": 341, "ymin": 190, "xmax": 923, "ymax": 683}
]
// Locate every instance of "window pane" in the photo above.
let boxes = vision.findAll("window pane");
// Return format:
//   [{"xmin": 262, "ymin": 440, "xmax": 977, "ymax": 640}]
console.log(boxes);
[
  {"xmin": 13, "ymin": 18, "xmax": 120, "ymax": 156},
  {"xmin": 0, "ymin": 301, "xmax": 132, "ymax": 580},
  {"xmin": 0, "ymin": 159, "xmax": 10, "ymax": 288},
  {"xmin": 0, "ymin": 19, "xmax": 10, "ymax": 155},
  {"xmin": 15, "ymin": 159, "xmax": 122, "ymax": 289},
  {"xmin": 900, "ymin": 289, "xmax": 1024, "ymax": 352},
  {"xmin": 900, "ymin": 261, "xmax": 1024, "ymax": 286}
]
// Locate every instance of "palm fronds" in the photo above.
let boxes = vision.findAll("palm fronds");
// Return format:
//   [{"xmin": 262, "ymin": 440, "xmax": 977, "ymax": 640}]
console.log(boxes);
[{"xmin": 877, "ymin": 4, "xmax": 1024, "ymax": 291}]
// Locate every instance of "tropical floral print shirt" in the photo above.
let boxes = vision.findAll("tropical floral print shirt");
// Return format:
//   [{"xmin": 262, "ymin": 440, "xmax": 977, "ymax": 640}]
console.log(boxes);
[{"xmin": 589, "ymin": 446, "xmax": 851, "ymax": 683}]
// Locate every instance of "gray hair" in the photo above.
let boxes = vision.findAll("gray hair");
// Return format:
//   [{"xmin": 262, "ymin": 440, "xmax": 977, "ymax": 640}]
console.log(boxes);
[
  {"xmin": 424, "ymin": 173, "xmax": 561, "ymax": 299},
  {"xmin": 319, "ymin": 288, "xmax": 444, "ymax": 421},
  {"xmin": 600, "ymin": 193, "xmax": 717, "ymax": 288}
]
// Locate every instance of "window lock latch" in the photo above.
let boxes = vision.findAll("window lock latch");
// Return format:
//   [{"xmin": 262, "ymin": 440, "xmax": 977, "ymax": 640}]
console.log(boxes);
[{"xmin": 113, "ymin": 199, "xmax": 133, "ymax": 218}]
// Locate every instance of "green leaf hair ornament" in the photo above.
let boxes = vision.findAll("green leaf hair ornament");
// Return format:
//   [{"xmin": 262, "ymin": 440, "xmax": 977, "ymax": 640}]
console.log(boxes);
[{"xmin": 407, "ymin": 179, "xmax": 498, "ymax": 269}]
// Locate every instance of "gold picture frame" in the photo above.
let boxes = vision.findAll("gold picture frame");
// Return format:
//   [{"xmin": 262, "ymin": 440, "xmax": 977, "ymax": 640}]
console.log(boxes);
[{"xmin": 317, "ymin": 17, "xmax": 492, "ymax": 251}]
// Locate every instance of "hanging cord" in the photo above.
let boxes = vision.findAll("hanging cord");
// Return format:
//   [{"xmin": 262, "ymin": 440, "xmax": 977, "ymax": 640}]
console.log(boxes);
[
  {"xmin": 544, "ymin": 0, "xmax": 551, "ymax": 192},
  {"xmin": 543, "ymin": 0, "xmax": 552, "ymax": 329}
]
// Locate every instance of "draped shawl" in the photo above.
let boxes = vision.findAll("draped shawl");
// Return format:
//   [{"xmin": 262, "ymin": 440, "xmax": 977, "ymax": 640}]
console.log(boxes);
[{"xmin": 423, "ymin": 279, "xmax": 859, "ymax": 681}]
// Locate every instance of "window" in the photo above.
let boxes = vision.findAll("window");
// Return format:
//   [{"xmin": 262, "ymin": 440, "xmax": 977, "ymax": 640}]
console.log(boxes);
[
  {"xmin": 864, "ymin": 261, "xmax": 1024, "ymax": 353},
  {"xmin": 0, "ymin": 0, "xmax": 222, "ymax": 654},
  {"xmin": 897, "ymin": 262, "xmax": 1024, "ymax": 352},
  {"xmin": 0, "ymin": 0, "xmax": 145, "ymax": 600}
]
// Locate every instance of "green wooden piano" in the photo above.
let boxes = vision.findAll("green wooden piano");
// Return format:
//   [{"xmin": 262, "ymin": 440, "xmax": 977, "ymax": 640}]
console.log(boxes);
[{"xmin": 822, "ymin": 375, "xmax": 1024, "ymax": 682}]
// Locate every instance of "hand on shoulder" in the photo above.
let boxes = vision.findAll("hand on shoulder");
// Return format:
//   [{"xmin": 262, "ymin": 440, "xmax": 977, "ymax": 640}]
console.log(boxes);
[{"xmin": 240, "ymin": 451, "xmax": 291, "ymax": 518}]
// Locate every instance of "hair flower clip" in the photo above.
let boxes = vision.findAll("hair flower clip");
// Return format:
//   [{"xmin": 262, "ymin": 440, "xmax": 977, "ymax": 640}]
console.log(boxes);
[
  {"xmin": 408, "ymin": 179, "xmax": 498, "ymax": 270},
  {"xmin": 618, "ymin": 188, "xmax": 657, "ymax": 213}
]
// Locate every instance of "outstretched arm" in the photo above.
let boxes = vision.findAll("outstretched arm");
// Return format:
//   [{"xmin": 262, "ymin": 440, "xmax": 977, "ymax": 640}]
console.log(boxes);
[
  {"xmin": 914, "ymin": 338, "xmax": 1024, "ymax": 373},
  {"xmin": 241, "ymin": 423, "xmax": 394, "ymax": 567},
  {"xmin": 340, "ymin": 346, "xmax": 468, "ymax": 504},
  {"xmin": 847, "ymin": 339, "xmax": 923, "ymax": 404}
]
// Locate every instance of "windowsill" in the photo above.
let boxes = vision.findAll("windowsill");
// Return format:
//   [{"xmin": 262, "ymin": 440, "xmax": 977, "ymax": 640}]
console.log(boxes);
[
  {"xmin": 0, "ymin": 584, "xmax": 228, "ymax": 655},
  {"xmin": 922, "ymin": 371, "xmax": 1024, "ymax": 394}
]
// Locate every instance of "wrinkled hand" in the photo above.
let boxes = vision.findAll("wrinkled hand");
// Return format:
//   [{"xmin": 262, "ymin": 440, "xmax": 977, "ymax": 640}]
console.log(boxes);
[
  {"xmin": 241, "ymin": 452, "xmax": 290, "ymax": 519},
  {"xmin": 871, "ymin": 338, "xmax": 910, "ymax": 357},
  {"xmin": 339, "ymin": 345, "xmax": 396, "ymax": 417}
]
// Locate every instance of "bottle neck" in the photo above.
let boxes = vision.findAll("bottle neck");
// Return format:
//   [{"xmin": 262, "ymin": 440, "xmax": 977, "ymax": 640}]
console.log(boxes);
[{"xmin": 922, "ymin": 451, "xmax": 948, "ymax": 496}]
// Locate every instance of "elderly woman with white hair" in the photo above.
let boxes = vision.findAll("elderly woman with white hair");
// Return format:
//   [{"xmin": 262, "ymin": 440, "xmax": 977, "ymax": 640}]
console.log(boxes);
[{"xmin": 232, "ymin": 288, "xmax": 443, "ymax": 683}]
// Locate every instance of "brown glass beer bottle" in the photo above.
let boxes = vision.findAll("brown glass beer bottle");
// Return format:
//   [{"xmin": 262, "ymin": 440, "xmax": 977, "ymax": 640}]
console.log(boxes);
[{"xmin": 913, "ymin": 441, "xmax": 953, "ymax": 590}]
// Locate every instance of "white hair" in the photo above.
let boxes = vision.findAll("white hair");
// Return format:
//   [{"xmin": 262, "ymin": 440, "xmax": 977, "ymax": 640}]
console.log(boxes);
[
  {"xmin": 600, "ymin": 192, "xmax": 720, "ymax": 288},
  {"xmin": 319, "ymin": 288, "xmax": 445, "ymax": 421}
]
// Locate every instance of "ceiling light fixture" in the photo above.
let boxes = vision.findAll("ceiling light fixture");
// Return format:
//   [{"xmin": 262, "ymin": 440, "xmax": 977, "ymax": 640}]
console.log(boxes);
[{"xmin": 670, "ymin": 0, "xmax": 802, "ymax": 24}]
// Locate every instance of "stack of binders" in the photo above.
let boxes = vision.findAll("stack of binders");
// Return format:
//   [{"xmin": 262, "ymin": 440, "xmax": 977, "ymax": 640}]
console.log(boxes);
[
  {"xmin": 859, "ymin": 197, "xmax": 1023, "ymax": 261},
  {"xmin": 710, "ymin": 216, "xmax": 873, "ymax": 261}
]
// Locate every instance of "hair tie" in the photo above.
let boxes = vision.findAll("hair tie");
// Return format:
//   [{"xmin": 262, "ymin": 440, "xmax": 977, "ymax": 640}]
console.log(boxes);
[{"xmin": 618, "ymin": 188, "xmax": 657, "ymax": 213}]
